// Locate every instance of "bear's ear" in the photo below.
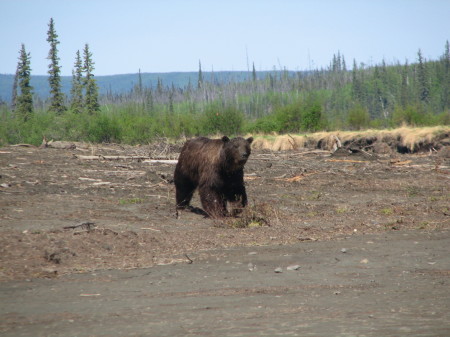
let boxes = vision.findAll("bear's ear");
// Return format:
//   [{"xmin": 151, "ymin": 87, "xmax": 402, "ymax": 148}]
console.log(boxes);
[
  {"xmin": 221, "ymin": 136, "xmax": 230, "ymax": 143},
  {"xmin": 246, "ymin": 137, "xmax": 254, "ymax": 144}
]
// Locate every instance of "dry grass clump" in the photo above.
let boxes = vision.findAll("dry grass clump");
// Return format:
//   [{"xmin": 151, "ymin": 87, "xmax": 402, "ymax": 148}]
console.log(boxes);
[
  {"xmin": 251, "ymin": 126, "xmax": 450, "ymax": 153},
  {"xmin": 395, "ymin": 126, "xmax": 448, "ymax": 151},
  {"xmin": 250, "ymin": 134, "xmax": 305, "ymax": 151},
  {"xmin": 271, "ymin": 135, "xmax": 305, "ymax": 151},
  {"xmin": 251, "ymin": 137, "xmax": 272, "ymax": 150},
  {"xmin": 224, "ymin": 202, "xmax": 279, "ymax": 228}
]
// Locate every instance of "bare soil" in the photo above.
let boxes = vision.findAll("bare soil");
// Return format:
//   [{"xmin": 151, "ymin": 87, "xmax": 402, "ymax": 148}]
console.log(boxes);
[{"xmin": 0, "ymin": 140, "xmax": 449, "ymax": 336}]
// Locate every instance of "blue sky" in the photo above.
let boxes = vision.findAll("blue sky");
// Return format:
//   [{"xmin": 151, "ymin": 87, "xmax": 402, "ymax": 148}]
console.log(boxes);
[{"xmin": 1, "ymin": 0, "xmax": 449, "ymax": 76}]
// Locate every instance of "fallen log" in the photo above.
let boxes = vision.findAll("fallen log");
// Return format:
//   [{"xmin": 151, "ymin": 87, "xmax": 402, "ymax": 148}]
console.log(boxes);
[
  {"xmin": 11, "ymin": 144, "xmax": 35, "ymax": 147},
  {"xmin": 326, "ymin": 159, "xmax": 368, "ymax": 163},
  {"xmin": 75, "ymin": 154, "xmax": 151, "ymax": 160},
  {"xmin": 142, "ymin": 159, "xmax": 178, "ymax": 164},
  {"xmin": 63, "ymin": 222, "xmax": 96, "ymax": 230},
  {"xmin": 74, "ymin": 154, "xmax": 178, "ymax": 164}
]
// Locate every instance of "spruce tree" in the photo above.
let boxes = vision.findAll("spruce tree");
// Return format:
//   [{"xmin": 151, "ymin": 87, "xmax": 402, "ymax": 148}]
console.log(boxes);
[
  {"xmin": 82, "ymin": 44, "xmax": 100, "ymax": 114},
  {"xmin": 137, "ymin": 68, "xmax": 143, "ymax": 95},
  {"xmin": 156, "ymin": 77, "xmax": 163, "ymax": 95},
  {"xmin": 197, "ymin": 60, "xmax": 203, "ymax": 89},
  {"xmin": 47, "ymin": 18, "xmax": 65, "ymax": 114},
  {"xmin": 70, "ymin": 50, "xmax": 83, "ymax": 113},
  {"xmin": 252, "ymin": 62, "xmax": 257, "ymax": 82},
  {"xmin": 417, "ymin": 49, "xmax": 429, "ymax": 104},
  {"xmin": 16, "ymin": 44, "xmax": 34, "ymax": 121}
]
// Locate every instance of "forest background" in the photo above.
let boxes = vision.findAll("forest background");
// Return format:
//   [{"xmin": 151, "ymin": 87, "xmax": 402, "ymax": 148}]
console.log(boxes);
[{"xmin": 1, "ymin": 18, "xmax": 449, "ymax": 146}]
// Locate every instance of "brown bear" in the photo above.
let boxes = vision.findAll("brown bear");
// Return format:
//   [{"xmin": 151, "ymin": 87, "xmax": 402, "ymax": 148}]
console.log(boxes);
[{"xmin": 174, "ymin": 136, "xmax": 253, "ymax": 218}]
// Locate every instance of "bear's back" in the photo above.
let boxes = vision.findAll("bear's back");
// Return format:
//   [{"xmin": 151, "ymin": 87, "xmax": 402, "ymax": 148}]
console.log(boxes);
[{"xmin": 177, "ymin": 137, "xmax": 223, "ymax": 174}]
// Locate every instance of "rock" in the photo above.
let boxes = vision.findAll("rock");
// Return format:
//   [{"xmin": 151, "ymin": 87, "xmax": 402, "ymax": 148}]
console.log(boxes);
[
  {"xmin": 341, "ymin": 248, "xmax": 347, "ymax": 253},
  {"xmin": 40, "ymin": 268, "xmax": 58, "ymax": 278},
  {"xmin": 286, "ymin": 265, "xmax": 301, "ymax": 271},
  {"xmin": 274, "ymin": 267, "xmax": 283, "ymax": 273}
]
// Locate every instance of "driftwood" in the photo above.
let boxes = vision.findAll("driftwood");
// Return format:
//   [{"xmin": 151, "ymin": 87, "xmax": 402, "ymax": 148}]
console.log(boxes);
[
  {"xmin": 11, "ymin": 144, "xmax": 35, "ymax": 148},
  {"xmin": 142, "ymin": 159, "xmax": 178, "ymax": 164},
  {"xmin": 63, "ymin": 222, "xmax": 96, "ymax": 230},
  {"xmin": 74, "ymin": 154, "xmax": 178, "ymax": 164},
  {"xmin": 290, "ymin": 150, "xmax": 331, "ymax": 156},
  {"xmin": 326, "ymin": 159, "xmax": 368, "ymax": 163},
  {"xmin": 75, "ymin": 154, "xmax": 150, "ymax": 160}
]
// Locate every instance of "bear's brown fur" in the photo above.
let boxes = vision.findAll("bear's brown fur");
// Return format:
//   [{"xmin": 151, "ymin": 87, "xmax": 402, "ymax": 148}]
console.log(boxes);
[{"xmin": 174, "ymin": 136, "xmax": 253, "ymax": 218}]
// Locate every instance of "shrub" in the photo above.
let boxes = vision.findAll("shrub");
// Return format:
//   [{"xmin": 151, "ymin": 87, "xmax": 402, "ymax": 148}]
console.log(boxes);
[
  {"xmin": 301, "ymin": 96, "xmax": 323, "ymax": 132},
  {"xmin": 202, "ymin": 103, "xmax": 244, "ymax": 135},
  {"xmin": 88, "ymin": 112, "xmax": 122, "ymax": 143},
  {"xmin": 347, "ymin": 104, "xmax": 370, "ymax": 130}
]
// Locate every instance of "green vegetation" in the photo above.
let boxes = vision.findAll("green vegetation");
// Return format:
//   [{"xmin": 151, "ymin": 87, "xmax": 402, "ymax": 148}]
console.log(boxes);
[
  {"xmin": 0, "ymin": 19, "xmax": 449, "ymax": 146},
  {"xmin": 119, "ymin": 198, "xmax": 145, "ymax": 205},
  {"xmin": 380, "ymin": 208, "xmax": 394, "ymax": 216},
  {"xmin": 336, "ymin": 207, "xmax": 348, "ymax": 214},
  {"xmin": 406, "ymin": 186, "xmax": 420, "ymax": 197}
]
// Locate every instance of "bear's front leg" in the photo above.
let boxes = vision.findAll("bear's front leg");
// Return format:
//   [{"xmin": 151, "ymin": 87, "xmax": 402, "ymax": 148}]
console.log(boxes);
[
  {"xmin": 224, "ymin": 171, "xmax": 248, "ymax": 215},
  {"xmin": 225, "ymin": 186, "xmax": 248, "ymax": 216},
  {"xmin": 199, "ymin": 185, "xmax": 227, "ymax": 218}
]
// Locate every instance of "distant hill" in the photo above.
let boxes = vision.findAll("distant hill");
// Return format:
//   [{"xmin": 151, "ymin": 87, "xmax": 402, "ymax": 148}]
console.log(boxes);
[{"xmin": 0, "ymin": 71, "xmax": 286, "ymax": 103}]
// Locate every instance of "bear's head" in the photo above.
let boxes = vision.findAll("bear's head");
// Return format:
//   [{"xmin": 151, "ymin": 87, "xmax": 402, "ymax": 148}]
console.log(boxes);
[{"xmin": 221, "ymin": 136, "xmax": 253, "ymax": 171}]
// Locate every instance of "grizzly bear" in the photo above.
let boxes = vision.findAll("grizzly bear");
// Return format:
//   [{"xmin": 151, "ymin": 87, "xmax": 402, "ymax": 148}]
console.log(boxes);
[{"xmin": 174, "ymin": 136, "xmax": 254, "ymax": 218}]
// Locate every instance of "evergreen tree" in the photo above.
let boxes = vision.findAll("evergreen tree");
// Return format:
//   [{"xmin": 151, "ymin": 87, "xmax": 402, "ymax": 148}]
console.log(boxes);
[
  {"xmin": 417, "ymin": 49, "xmax": 430, "ymax": 104},
  {"xmin": 252, "ymin": 62, "xmax": 257, "ymax": 82},
  {"xmin": 70, "ymin": 50, "xmax": 83, "ymax": 113},
  {"xmin": 197, "ymin": 60, "xmax": 203, "ymax": 89},
  {"xmin": 156, "ymin": 77, "xmax": 163, "ymax": 95},
  {"xmin": 47, "ymin": 18, "xmax": 65, "ymax": 114},
  {"xmin": 168, "ymin": 83, "xmax": 174, "ymax": 113},
  {"xmin": 82, "ymin": 44, "xmax": 100, "ymax": 114},
  {"xmin": 15, "ymin": 44, "xmax": 34, "ymax": 121},
  {"xmin": 137, "ymin": 68, "xmax": 143, "ymax": 95}
]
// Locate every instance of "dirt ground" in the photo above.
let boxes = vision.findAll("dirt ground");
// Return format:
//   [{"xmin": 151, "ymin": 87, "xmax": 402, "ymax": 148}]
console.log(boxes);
[{"xmin": 0, "ymin": 139, "xmax": 449, "ymax": 336}]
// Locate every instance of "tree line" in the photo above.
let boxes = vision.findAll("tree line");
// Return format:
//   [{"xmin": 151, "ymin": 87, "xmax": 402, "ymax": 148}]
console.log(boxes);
[
  {"xmin": 11, "ymin": 18, "xmax": 100, "ymax": 121},
  {"xmin": 1, "ymin": 18, "xmax": 449, "ymax": 145}
]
